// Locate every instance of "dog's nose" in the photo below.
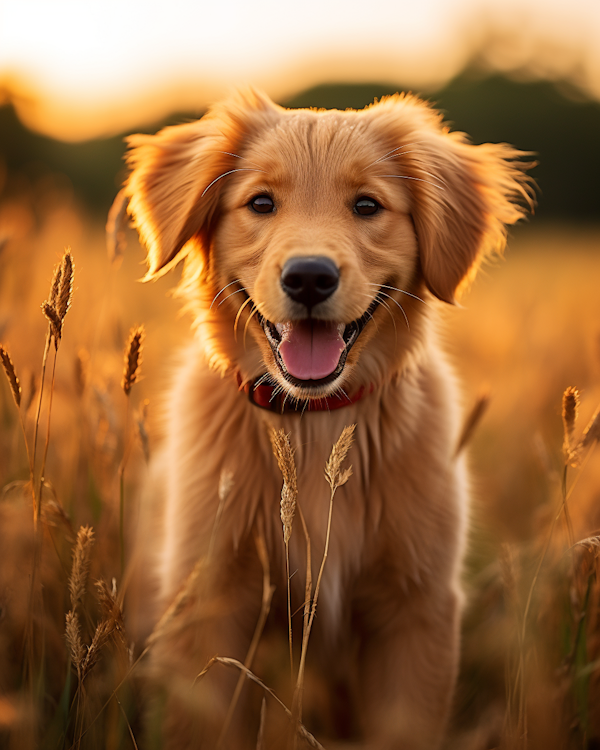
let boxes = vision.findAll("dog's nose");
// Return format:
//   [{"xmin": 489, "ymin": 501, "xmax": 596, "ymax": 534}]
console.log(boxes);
[{"xmin": 280, "ymin": 256, "xmax": 340, "ymax": 310}]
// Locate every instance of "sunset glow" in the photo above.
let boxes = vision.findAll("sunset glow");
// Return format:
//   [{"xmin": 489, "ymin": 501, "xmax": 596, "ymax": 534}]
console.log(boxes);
[{"xmin": 1, "ymin": 0, "xmax": 599, "ymax": 140}]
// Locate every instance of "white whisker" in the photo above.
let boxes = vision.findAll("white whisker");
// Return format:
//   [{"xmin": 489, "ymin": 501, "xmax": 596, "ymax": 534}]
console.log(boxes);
[
  {"xmin": 376, "ymin": 159, "xmax": 446, "ymax": 187},
  {"xmin": 338, "ymin": 387, "xmax": 351, "ymax": 403},
  {"xmin": 201, "ymin": 168, "xmax": 266, "ymax": 197},
  {"xmin": 356, "ymin": 298, "xmax": 381, "ymax": 337},
  {"xmin": 254, "ymin": 373, "xmax": 273, "ymax": 388},
  {"xmin": 269, "ymin": 385, "xmax": 285, "ymax": 403},
  {"xmin": 319, "ymin": 395, "xmax": 331, "ymax": 414},
  {"xmin": 377, "ymin": 291, "xmax": 410, "ymax": 331},
  {"xmin": 243, "ymin": 305, "xmax": 259, "ymax": 349},
  {"xmin": 375, "ymin": 150, "xmax": 417, "ymax": 163},
  {"xmin": 234, "ymin": 295, "xmax": 254, "ymax": 339},
  {"xmin": 380, "ymin": 174, "xmax": 445, "ymax": 191},
  {"xmin": 214, "ymin": 151, "xmax": 265, "ymax": 171},
  {"xmin": 367, "ymin": 283, "xmax": 427, "ymax": 306},
  {"xmin": 218, "ymin": 288, "xmax": 248, "ymax": 307},
  {"xmin": 210, "ymin": 279, "xmax": 242, "ymax": 309},
  {"xmin": 416, "ymin": 168, "xmax": 447, "ymax": 187},
  {"xmin": 378, "ymin": 298, "xmax": 397, "ymax": 339},
  {"xmin": 365, "ymin": 142, "xmax": 427, "ymax": 170}
]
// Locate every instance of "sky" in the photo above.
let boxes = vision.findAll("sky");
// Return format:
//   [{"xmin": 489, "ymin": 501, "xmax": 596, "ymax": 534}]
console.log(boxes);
[{"xmin": 0, "ymin": 0, "xmax": 599, "ymax": 140}]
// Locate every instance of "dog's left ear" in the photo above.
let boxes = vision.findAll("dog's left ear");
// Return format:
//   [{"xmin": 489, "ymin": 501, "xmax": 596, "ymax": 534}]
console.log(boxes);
[
  {"xmin": 368, "ymin": 96, "xmax": 535, "ymax": 304},
  {"xmin": 409, "ymin": 132, "xmax": 535, "ymax": 303}
]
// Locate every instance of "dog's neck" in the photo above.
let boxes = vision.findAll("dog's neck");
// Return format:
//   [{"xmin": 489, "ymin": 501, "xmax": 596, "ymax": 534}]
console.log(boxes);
[{"xmin": 236, "ymin": 373, "xmax": 371, "ymax": 414}]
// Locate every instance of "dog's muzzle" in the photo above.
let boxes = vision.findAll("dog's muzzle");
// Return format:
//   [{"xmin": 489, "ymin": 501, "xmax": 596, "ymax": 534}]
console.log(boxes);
[{"xmin": 257, "ymin": 295, "xmax": 384, "ymax": 388}]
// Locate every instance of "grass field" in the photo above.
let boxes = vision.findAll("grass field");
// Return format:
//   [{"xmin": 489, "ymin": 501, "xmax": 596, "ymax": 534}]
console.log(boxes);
[{"xmin": 0, "ymin": 185, "xmax": 599, "ymax": 748}]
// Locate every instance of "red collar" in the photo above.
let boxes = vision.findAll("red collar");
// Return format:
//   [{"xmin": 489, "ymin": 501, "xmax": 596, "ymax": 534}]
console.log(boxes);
[{"xmin": 236, "ymin": 373, "xmax": 371, "ymax": 414}]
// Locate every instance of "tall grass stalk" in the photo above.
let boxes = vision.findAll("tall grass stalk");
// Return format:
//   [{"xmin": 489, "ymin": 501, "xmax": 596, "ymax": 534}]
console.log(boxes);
[
  {"xmin": 291, "ymin": 424, "xmax": 355, "ymax": 749},
  {"xmin": 198, "ymin": 657, "xmax": 325, "ymax": 750},
  {"xmin": 216, "ymin": 532, "xmax": 275, "ymax": 749},
  {"xmin": 0, "ymin": 345, "xmax": 34, "ymax": 484},
  {"xmin": 31, "ymin": 330, "xmax": 52, "ymax": 524},
  {"xmin": 38, "ymin": 346, "xmax": 58, "ymax": 512},
  {"xmin": 514, "ymin": 391, "xmax": 600, "ymax": 745},
  {"xmin": 19, "ymin": 250, "xmax": 74, "ymax": 740},
  {"xmin": 118, "ymin": 398, "xmax": 131, "ymax": 577},
  {"xmin": 119, "ymin": 325, "xmax": 145, "ymax": 575},
  {"xmin": 268, "ymin": 428, "xmax": 298, "ymax": 680}
]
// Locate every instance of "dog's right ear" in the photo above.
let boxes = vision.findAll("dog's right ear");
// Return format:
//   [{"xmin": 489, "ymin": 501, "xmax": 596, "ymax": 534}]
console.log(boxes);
[
  {"xmin": 124, "ymin": 90, "xmax": 278, "ymax": 280},
  {"xmin": 125, "ymin": 119, "xmax": 224, "ymax": 280}
]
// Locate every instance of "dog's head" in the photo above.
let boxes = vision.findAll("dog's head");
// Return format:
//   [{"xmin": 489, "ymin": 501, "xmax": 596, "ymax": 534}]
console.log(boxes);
[{"xmin": 124, "ymin": 89, "xmax": 533, "ymax": 403}]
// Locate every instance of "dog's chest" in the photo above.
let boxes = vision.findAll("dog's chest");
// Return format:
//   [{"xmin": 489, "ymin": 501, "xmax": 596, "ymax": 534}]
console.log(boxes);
[{"xmin": 258, "ymin": 415, "xmax": 380, "ymax": 633}]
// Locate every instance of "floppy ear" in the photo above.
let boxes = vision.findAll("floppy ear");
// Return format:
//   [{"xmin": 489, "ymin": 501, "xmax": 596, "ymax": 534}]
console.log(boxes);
[
  {"xmin": 410, "ymin": 134, "xmax": 535, "ymax": 303},
  {"xmin": 368, "ymin": 95, "xmax": 535, "ymax": 304},
  {"xmin": 124, "ymin": 89, "xmax": 279, "ymax": 280}
]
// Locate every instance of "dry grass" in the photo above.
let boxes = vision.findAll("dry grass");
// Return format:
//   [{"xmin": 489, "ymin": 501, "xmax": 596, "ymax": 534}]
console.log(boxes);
[
  {"xmin": 121, "ymin": 326, "xmax": 144, "ymax": 397},
  {"xmin": 0, "ymin": 182, "xmax": 600, "ymax": 748},
  {"xmin": 269, "ymin": 427, "xmax": 298, "ymax": 680},
  {"xmin": 0, "ymin": 345, "xmax": 22, "ymax": 408}
]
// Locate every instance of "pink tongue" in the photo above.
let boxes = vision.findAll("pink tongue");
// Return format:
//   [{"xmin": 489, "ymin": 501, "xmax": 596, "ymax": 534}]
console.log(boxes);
[{"xmin": 278, "ymin": 320, "xmax": 345, "ymax": 380}]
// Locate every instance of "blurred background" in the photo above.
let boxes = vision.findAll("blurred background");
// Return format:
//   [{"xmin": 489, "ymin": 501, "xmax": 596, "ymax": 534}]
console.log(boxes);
[
  {"xmin": 0, "ymin": 1, "xmax": 599, "ymax": 747},
  {"xmin": 1, "ymin": 0, "xmax": 598, "ymax": 526}
]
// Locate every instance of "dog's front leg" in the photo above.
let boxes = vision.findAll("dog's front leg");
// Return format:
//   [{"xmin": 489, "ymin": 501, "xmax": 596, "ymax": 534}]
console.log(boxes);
[
  {"xmin": 153, "ymin": 546, "xmax": 266, "ymax": 750},
  {"xmin": 355, "ymin": 580, "xmax": 461, "ymax": 750}
]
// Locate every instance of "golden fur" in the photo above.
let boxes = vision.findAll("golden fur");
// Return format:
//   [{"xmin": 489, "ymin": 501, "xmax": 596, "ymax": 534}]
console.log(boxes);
[{"xmin": 123, "ymin": 89, "xmax": 532, "ymax": 749}]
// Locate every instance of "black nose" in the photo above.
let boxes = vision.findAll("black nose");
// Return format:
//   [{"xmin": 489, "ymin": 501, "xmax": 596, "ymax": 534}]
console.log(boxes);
[{"xmin": 280, "ymin": 256, "xmax": 340, "ymax": 310}]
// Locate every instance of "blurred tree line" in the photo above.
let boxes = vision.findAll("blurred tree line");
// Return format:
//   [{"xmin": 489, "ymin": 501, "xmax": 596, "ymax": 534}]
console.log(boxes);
[{"xmin": 0, "ymin": 73, "xmax": 599, "ymax": 223}]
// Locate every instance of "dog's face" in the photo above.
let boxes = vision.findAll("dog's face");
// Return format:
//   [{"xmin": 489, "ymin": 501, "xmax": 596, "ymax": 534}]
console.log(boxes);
[
  {"xmin": 124, "ymin": 90, "xmax": 532, "ymax": 401},
  {"xmin": 213, "ymin": 111, "xmax": 420, "ymax": 400}
]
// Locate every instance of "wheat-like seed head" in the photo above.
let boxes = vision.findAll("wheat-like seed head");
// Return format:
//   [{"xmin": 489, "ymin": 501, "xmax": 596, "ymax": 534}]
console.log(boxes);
[
  {"xmin": 69, "ymin": 525, "xmax": 95, "ymax": 611},
  {"xmin": 562, "ymin": 386, "xmax": 580, "ymax": 460},
  {"xmin": 42, "ymin": 301, "xmax": 62, "ymax": 346},
  {"xmin": 49, "ymin": 262, "xmax": 63, "ymax": 308},
  {"xmin": 269, "ymin": 428, "xmax": 298, "ymax": 544},
  {"xmin": 280, "ymin": 485, "xmax": 296, "ymax": 545},
  {"xmin": 65, "ymin": 610, "xmax": 85, "ymax": 670},
  {"xmin": 43, "ymin": 250, "xmax": 74, "ymax": 349},
  {"xmin": 325, "ymin": 424, "xmax": 356, "ymax": 492},
  {"xmin": 56, "ymin": 249, "xmax": 74, "ymax": 322},
  {"xmin": 269, "ymin": 428, "xmax": 297, "ymax": 492},
  {"xmin": 122, "ymin": 325, "xmax": 145, "ymax": 396},
  {"xmin": 0, "ymin": 345, "xmax": 21, "ymax": 408},
  {"xmin": 96, "ymin": 579, "xmax": 127, "ymax": 648},
  {"xmin": 80, "ymin": 619, "xmax": 114, "ymax": 681}
]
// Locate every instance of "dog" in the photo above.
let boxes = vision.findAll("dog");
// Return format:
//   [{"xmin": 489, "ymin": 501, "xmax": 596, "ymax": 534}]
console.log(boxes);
[{"xmin": 122, "ymin": 89, "xmax": 533, "ymax": 749}]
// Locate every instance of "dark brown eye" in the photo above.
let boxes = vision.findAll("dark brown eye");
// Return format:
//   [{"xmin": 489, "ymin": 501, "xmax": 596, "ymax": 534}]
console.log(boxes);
[
  {"xmin": 250, "ymin": 195, "xmax": 275, "ymax": 214},
  {"xmin": 354, "ymin": 197, "xmax": 380, "ymax": 216}
]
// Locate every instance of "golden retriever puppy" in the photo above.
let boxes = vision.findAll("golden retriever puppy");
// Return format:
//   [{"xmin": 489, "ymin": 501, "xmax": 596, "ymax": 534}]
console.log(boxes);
[{"xmin": 123, "ymin": 89, "xmax": 532, "ymax": 749}]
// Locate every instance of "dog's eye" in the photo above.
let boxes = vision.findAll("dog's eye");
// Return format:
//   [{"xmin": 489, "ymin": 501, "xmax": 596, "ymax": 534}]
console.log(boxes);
[
  {"xmin": 250, "ymin": 195, "xmax": 275, "ymax": 214},
  {"xmin": 354, "ymin": 197, "xmax": 380, "ymax": 216}
]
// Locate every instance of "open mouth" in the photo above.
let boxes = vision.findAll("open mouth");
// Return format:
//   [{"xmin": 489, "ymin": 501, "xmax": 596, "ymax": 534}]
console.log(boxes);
[{"xmin": 256, "ymin": 292, "xmax": 384, "ymax": 387}]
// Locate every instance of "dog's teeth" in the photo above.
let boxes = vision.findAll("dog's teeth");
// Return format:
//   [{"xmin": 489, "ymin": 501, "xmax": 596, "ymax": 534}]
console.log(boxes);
[{"xmin": 337, "ymin": 323, "xmax": 345, "ymax": 335}]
